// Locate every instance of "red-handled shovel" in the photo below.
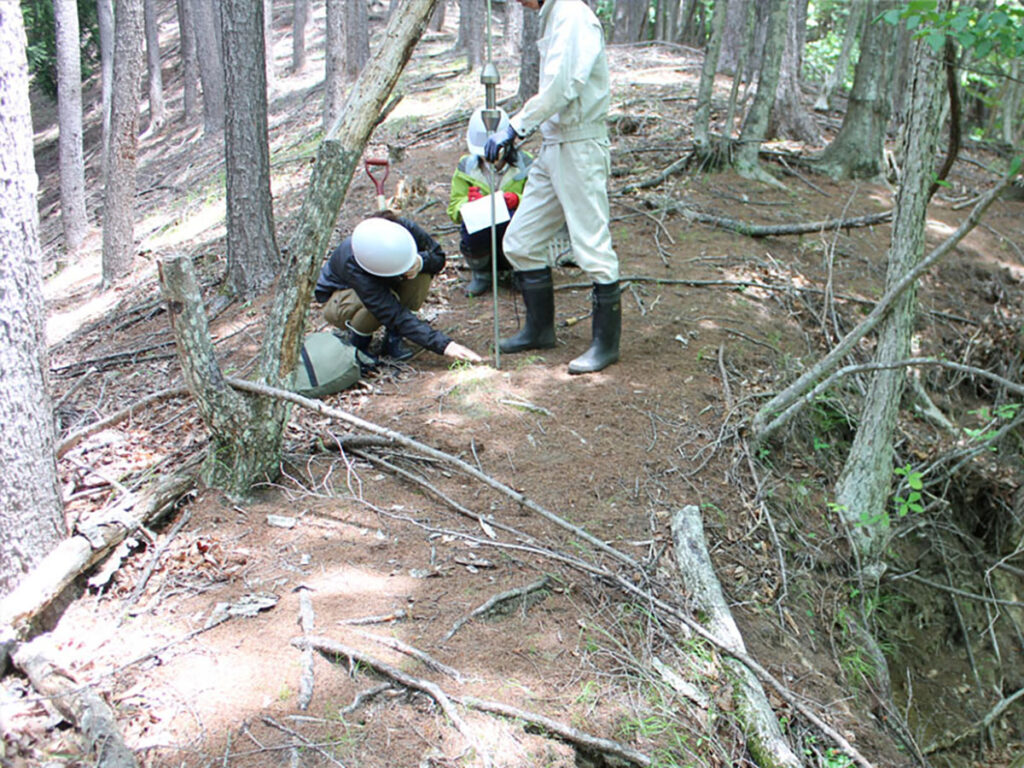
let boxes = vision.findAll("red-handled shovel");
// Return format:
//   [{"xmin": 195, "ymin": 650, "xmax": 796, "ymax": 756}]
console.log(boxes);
[{"xmin": 364, "ymin": 158, "xmax": 390, "ymax": 211}]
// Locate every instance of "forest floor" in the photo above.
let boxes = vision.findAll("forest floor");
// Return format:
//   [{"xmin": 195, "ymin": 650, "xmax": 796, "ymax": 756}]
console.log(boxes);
[{"xmin": 8, "ymin": 3, "xmax": 1024, "ymax": 768}]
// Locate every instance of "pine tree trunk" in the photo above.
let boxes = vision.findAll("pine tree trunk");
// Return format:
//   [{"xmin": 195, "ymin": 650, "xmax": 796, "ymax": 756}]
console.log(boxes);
[
  {"xmin": 176, "ymin": 0, "xmax": 199, "ymax": 121},
  {"xmin": 833, "ymin": 11, "xmax": 948, "ymax": 565},
  {"xmin": 344, "ymin": 0, "xmax": 370, "ymax": 78},
  {"xmin": 812, "ymin": 0, "xmax": 895, "ymax": 180},
  {"xmin": 101, "ymin": 0, "xmax": 144, "ymax": 284},
  {"xmin": 323, "ymin": 0, "xmax": 345, "ymax": 129},
  {"xmin": 193, "ymin": 0, "xmax": 225, "ymax": 135},
  {"xmin": 222, "ymin": 0, "xmax": 280, "ymax": 298},
  {"xmin": 0, "ymin": 5, "xmax": 66, "ymax": 597},
  {"xmin": 717, "ymin": 0, "xmax": 748, "ymax": 75},
  {"xmin": 97, "ymin": 0, "xmax": 114, "ymax": 173},
  {"xmin": 265, "ymin": 0, "xmax": 277, "ymax": 91},
  {"xmin": 517, "ymin": 6, "xmax": 539, "ymax": 104},
  {"xmin": 54, "ymin": 0, "xmax": 88, "ymax": 254},
  {"xmin": 144, "ymin": 0, "xmax": 166, "ymax": 132},
  {"xmin": 692, "ymin": 0, "xmax": 727, "ymax": 147}
]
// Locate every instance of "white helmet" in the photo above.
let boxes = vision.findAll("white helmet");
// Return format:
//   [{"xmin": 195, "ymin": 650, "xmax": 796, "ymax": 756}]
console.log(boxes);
[
  {"xmin": 351, "ymin": 218, "xmax": 418, "ymax": 277},
  {"xmin": 466, "ymin": 106, "xmax": 510, "ymax": 156}
]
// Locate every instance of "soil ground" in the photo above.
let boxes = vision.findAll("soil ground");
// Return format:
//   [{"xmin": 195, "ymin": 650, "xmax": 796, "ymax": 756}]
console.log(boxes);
[{"xmin": 7, "ymin": 3, "xmax": 1024, "ymax": 768}]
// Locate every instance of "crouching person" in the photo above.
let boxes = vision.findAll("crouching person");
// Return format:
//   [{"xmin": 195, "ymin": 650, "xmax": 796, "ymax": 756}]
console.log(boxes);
[{"xmin": 315, "ymin": 212, "xmax": 483, "ymax": 365}]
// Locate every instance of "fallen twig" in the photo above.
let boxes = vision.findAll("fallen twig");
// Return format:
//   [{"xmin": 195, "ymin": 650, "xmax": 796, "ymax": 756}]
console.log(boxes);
[
  {"xmin": 297, "ymin": 587, "xmax": 316, "ymax": 710},
  {"xmin": 924, "ymin": 686, "xmax": 1024, "ymax": 754},
  {"xmin": 443, "ymin": 575, "xmax": 551, "ymax": 642},
  {"xmin": 57, "ymin": 386, "xmax": 190, "ymax": 458},
  {"xmin": 261, "ymin": 715, "xmax": 347, "ymax": 767},
  {"xmin": 349, "ymin": 628, "xmax": 465, "ymax": 683}
]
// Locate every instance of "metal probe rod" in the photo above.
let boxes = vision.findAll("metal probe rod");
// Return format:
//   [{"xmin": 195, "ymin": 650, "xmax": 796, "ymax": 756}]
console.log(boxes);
[{"xmin": 480, "ymin": 0, "xmax": 501, "ymax": 367}]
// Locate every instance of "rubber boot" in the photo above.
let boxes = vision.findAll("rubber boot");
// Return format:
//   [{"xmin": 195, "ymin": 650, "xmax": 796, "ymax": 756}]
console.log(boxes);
[
  {"xmin": 384, "ymin": 330, "xmax": 413, "ymax": 362},
  {"xmin": 464, "ymin": 270, "xmax": 492, "ymax": 297},
  {"xmin": 499, "ymin": 267, "xmax": 556, "ymax": 354},
  {"xmin": 568, "ymin": 282, "xmax": 621, "ymax": 375},
  {"xmin": 346, "ymin": 323, "xmax": 379, "ymax": 373}
]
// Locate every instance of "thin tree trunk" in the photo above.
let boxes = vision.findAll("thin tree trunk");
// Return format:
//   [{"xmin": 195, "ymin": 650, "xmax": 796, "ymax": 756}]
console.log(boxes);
[
  {"xmin": 222, "ymin": 0, "xmax": 280, "ymax": 297},
  {"xmin": 692, "ymin": 0, "xmax": 727, "ymax": 147},
  {"xmin": 734, "ymin": 0, "xmax": 786, "ymax": 184},
  {"xmin": 833, "ymin": 15, "xmax": 949, "ymax": 565},
  {"xmin": 814, "ymin": 0, "xmax": 866, "ymax": 111},
  {"xmin": 193, "ymin": 0, "xmax": 225, "ymax": 135},
  {"xmin": 176, "ymin": 0, "xmax": 199, "ymax": 121},
  {"xmin": 291, "ymin": 0, "xmax": 309, "ymax": 73},
  {"xmin": 54, "ymin": 0, "xmax": 88, "ymax": 253},
  {"xmin": 431, "ymin": 0, "xmax": 447, "ymax": 32},
  {"xmin": 717, "ymin": 0, "xmax": 747, "ymax": 75},
  {"xmin": 768, "ymin": 0, "xmax": 821, "ymax": 144},
  {"xmin": 264, "ymin": 0, "xmax": 277, "ymax": 92},
  {"xmin": 143, "ymin": 0, "xmax": 166, "ymax": 132},
  {"xmin": 517, "ymin": 5, "xmax": 539, "ymax": 103},
  {"xmin": 97, "ymin": 0, "xmax": 114, "ymax": 172},
  {"xmin": 344, "ymin": 0, "xmax": 370, "ymax": 77},
  {"xmin": 0, "ymin": 3, "xmax": 66, "ymax": 598},
  {"xmin": 101, "ymin": 0, "xmax": 145, "ymax": 284},
  {"xmin": 323, "ymin": 0, "xmax": 345, "ymax": 129}
]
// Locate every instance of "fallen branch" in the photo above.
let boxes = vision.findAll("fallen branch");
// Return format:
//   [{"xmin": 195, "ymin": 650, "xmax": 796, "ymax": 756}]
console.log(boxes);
[
  {"xmin": 924, "ymin": 686, "xmax": 1024, "ymax": 754},
  {"xmin": 664, "ymin": 201, "xmax": 892, "ymax": 238},
  {"xmin": 752, "ymin": 174, "xmax": 1015, "ymax": 443},
  {"xmin": 458, "ymin": 695, "xmax": 651, "ymax": 767},
  {"xmin": 671, "ymin": 505, "xmax": 801, "ymax": 768},
  {"xmin": 297, "ymin": 587, "xmax": 316, "ymax": 710},
  {"xmin": 13, "ymin": 635, "xmax": 138, "ymax": 768},
  {"xmin": 443, "ymin": 575, "xmax": 551, "ymax": 642},
  {"xmin": 261, "ymin": 715, "xmax": 347, "ymax": 767},
  {"xmin": 57, "ymin": 386, "xmax": 189, "ymax": 459},
  {"xmin": 350, "ymin": 628, "xmax": 465, "ymax": 683}
]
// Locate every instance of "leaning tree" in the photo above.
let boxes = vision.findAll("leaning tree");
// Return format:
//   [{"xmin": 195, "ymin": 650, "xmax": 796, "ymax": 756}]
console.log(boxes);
[{"xmin": 159, "ymin": 0, "xmax": 442, "ymax": 498}]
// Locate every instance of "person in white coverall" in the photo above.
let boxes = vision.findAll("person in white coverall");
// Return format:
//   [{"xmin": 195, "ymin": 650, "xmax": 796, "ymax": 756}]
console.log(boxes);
[{"xmin": 484, "ymin": 0, "xmax": 620, "ymax": 375}]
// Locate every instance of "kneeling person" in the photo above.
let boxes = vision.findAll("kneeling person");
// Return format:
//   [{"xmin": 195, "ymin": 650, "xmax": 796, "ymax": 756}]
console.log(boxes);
[{"xmin": 315, "ymin": 213, "xmax": 482, "ymax": 364}]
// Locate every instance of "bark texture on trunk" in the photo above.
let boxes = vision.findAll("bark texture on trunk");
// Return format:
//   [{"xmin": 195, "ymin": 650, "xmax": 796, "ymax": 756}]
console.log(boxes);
[
  {"xmin": 144, "ymin": 0, "xmax": 166, "ymax": 131},
  {"xmin": 101, "ymin": 0, "xmax": 144, "ymax": 284},
  {"xmin": 833, "ymin": 10, "xmax": 948, "ymax": 565},
  {"xmin": 812, "ymin": 0, "xmax": 895, "ymax": 180},
  {"xmin": 0, "ymin": 4, "xmax": 66, "ymax": 599},
  {"xmin": 193, "ymin": 0, "xmax": 225, "ymax": 135},
  {"xmin": 671, "ymin": 506, "xmax": 801, "ymax": 768},
  {"xmin": 768, "ymin": 0, "xmax": 821, "ymax": 144},
  {"xmin": 176, "ymin": 0, "xmax": 199, "ymax": 121},
  {"xmin": 222, "ymin": 0, "xmax": 280, "ymax": 298},
  {"xmin": 54, "ymin": 0, "xmax": 88, "ymax": 253},
  {"xmin": 735, "ymin": 0, "xmax": 787, "ymax": 184},
  {"xmin": 693, "ymin": 0, "xmax": 727, "ymax": 147},
  {"xmin": 291, "ymin": 0, "xmax": 309, "ymax": 73}
]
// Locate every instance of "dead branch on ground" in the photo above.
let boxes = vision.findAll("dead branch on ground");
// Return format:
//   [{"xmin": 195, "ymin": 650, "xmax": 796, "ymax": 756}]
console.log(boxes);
[{"xmin": 443, "ymin": 576, "xmax": 551, "ymax": 642}]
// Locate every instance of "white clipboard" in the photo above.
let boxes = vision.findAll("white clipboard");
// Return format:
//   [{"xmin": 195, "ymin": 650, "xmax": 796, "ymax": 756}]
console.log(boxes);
[{"xmin": 460, "ymin": 193, "xmax": 510, "ymax": 234}]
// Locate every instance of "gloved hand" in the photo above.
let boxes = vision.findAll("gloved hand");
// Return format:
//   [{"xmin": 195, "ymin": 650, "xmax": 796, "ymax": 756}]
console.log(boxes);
[
  {"xmin": 484, "ymin": 124, "xmax": 517, "ymax": 164},
  {"xmin": 467, "ymin": 186, "xmax": 483, "ymax": 202},
  {"xmin": 503, "ymin": 192, "xmax": 519, "ymax": 210}
]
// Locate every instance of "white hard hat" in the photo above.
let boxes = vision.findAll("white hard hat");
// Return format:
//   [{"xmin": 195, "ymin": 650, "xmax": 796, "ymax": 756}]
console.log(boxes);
[
  {"xmin": 466, "ymin": 107, "xmax": 510, "ymax": 156},
  {"xmin": 351, "ymin": 218, "xmax": 418, "ymax": 277}
]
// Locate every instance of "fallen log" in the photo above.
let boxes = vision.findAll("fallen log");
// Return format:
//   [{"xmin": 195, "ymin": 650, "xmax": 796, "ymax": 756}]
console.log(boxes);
[
  {"xmin": 13, "ymin": 634, "xmax": 138, "ymax": 768},
  {"xmin": 0, "ymin": 462, "xmax": 198, "ymax": 671},
  {"xmin": 671, "ymin": 505, "xmax": 801, "ymax": 768}
]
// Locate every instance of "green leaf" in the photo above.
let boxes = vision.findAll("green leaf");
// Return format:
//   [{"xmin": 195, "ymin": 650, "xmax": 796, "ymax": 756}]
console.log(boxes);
[
  {"xmin": 1010, "ymin": 156, "xmax": 1022, "ymax": 176},
  {"xmin": 906, "ymin": 14, "xmax": 922, "ymax": 30},
  {"xmin": 882, "ymin": 8, "xmax": 903, "ymax": 25},
  {"xmin": 925, "ymin": 30, "xmax": 946, "ymax": 52}
]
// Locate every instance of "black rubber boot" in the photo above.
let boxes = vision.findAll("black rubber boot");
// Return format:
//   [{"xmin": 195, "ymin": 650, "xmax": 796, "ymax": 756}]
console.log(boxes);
[
  {"xmin": 464, "ymin": 270, "xmax": 492, "ymax": 297},
  {"xmin": 568, "ymin": 282, "xmax": 621, "ymax": 375},
  {"xmin": 384, "ymin": 330, "xmax": 413, "ymax": 362},
  {"xmin": 500, "ymin": 267, "xmax": 556, "ymax": 354},
  {"xmin": 345, "ymin": 324, "xmax": 379, "ymax": 374}
]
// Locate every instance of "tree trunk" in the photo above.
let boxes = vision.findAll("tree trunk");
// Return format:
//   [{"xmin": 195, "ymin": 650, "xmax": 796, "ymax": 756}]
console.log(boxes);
[
  {"xmin": 612, "ymin": 0, "xmax": 649, "ymax": 44},
  {"xmin": 503, "ymin": 0, "xmax": 522, "ymax": 57},
  {"xmin": 264, "ymin": 0, "xmax": 277, "ymax": 92},
  {"xmin": 430, "ymin": 0, "xmax": 447, "ymax": 32},
  {"xmin": 221, "ymin": 0, "xmax": 280, "ymax": 298},
  {"xmin": 458, "ymin": 0, "xmax": 483, "ymax": 71},
  {"xmin": 0, "ymin": 3, "xmax": 66, "ymax": 599},
  {"xmin": 323, "ymin": 0, "xmax": 344, "ymax": 129},
  {"xmin": 734, "ymin": 0, "xmax": 786, "ymax": 183},
  {"xmin": 162, "ymin": 0, "xmax": 443, "ymax": 497},
  {"xmin": 344, "ymin": 0, "xmax": 370, "ymax": 77},
  {"xmin": 671, "ymin": 506, "xmax": 801, "ymax": 768},
  {"xmin": 654, "ymin": 0, "xmax": 678, "ymax": 43},
  {"xmin": 97, "ymin": 0, "xmax": 114, "ymax": 172},
  {"xmin": 176, "ymin": 0, "xmax": 199, "ymax": 122},
  {"xmin": 767, "ymin": 0, "xmax": 821, "ymax": 144},
  {"xmin": 811, "ymin": 0, "xmax": 896, "ymax": 180},
  {"xmin": 717, "ymin": 0, "xmax": 748, "ymax": 75},
  {"xmin": 54, "ymin": 0, "xmax": 88, "ymax": 254},
  {"xmin": 291, "ymin": 0, "xmax": 309, "ymax": 73},
  {"xmin": 101, "ymin": 0, "xmax": 144, "ymax": 284},
  {"xmin": 143, "ymin": 0, "xmax": 166, "ymax": 132},
  {"xmin": 517, "ymin": 5, "xmax": 539, "ymax": 104},
  {"xmin": 692, "ymin": 0, "xmax": 727, "ymax": 147},
  {"xmin": 193, "ymin": 0, "xmax": 225, "ymax": 135},
  {"xmin": 833, "ymin": 10, "xmax": 949, "ymax": 566},
  {"xmin": 813, "ymin": 0, "xmax": 866, "ymax": 111}
]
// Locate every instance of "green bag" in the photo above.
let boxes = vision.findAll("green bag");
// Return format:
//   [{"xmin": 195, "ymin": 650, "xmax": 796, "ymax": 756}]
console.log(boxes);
[{"xmin": 292, "ymin": 331, "xmax": 363, "ymax": 398}]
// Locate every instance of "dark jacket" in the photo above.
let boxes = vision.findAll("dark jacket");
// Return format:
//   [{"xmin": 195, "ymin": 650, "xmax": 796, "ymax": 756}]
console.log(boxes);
[{"xmin": 314, "ymin": 217, "xmax": 451, "ymax": 354}]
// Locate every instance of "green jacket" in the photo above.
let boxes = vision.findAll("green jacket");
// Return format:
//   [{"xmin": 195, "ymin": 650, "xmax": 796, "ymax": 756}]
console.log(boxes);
[{"xmin": 447, "ymin": 152, "xmax": 533, "ymax": 224}]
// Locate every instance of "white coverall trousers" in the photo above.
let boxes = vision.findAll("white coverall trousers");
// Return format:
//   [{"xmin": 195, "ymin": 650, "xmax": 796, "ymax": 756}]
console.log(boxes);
[{"xmin": 502, "ymin": 136, "xmax": 619, "ymax": 285}]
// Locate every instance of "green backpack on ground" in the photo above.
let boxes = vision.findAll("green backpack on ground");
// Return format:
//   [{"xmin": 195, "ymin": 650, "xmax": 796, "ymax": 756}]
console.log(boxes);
[{"xmin": 292, "ymin": 331, "xmax": 364, "ymax": 398}]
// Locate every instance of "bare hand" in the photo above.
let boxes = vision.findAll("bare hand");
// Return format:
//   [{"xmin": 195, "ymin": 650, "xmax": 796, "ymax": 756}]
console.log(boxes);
[
  {"xmin": 443, "ymin": 341, "xmax": 484, "ymax": 362},
  {"xmin": 403, "ymin": 253, "xmax": 424, "ymax": 280}
]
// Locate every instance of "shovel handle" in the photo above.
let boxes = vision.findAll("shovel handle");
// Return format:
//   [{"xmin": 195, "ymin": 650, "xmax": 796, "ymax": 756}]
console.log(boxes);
[{"xmin": 365, "ymin": 158, "xmax": 390, "ymax": 211}]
